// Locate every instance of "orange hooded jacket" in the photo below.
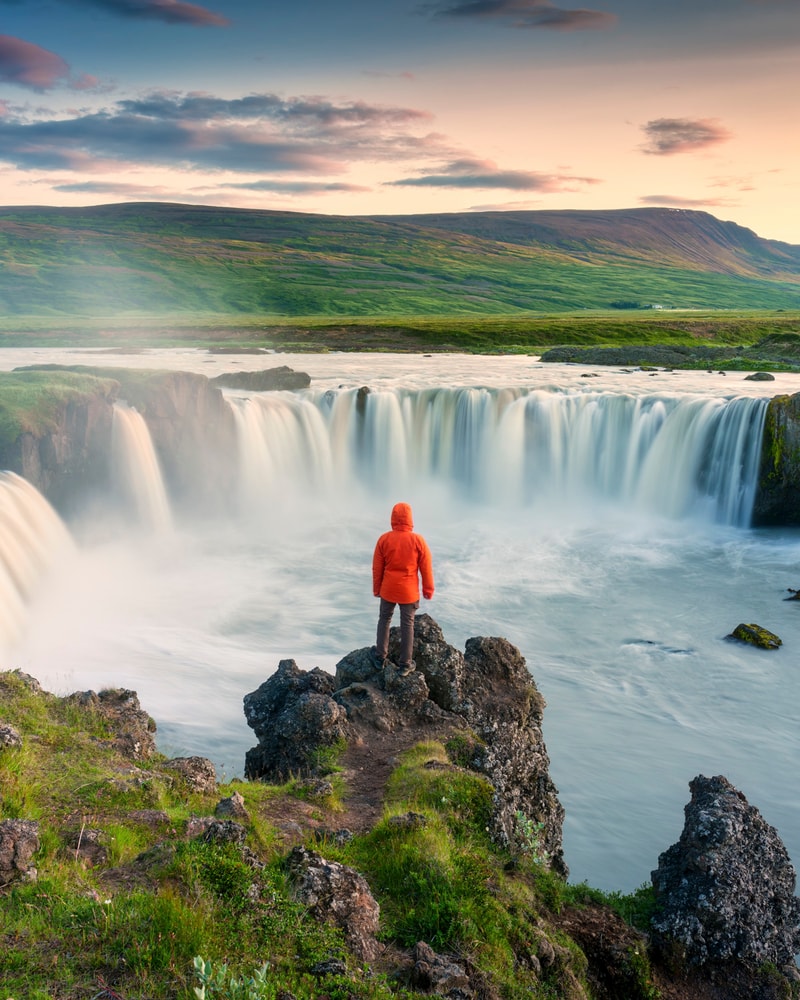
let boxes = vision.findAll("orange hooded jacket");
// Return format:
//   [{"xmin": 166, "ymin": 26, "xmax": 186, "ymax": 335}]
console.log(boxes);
[{"xmin": 372, "ymin": 502, "xmax": 434, "ymax": 604}]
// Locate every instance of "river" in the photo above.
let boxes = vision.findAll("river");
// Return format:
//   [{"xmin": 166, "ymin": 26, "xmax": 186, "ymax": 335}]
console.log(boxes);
[{"xmin": 2, "ymin": 347, "xmax": 799, "ymax": 893}]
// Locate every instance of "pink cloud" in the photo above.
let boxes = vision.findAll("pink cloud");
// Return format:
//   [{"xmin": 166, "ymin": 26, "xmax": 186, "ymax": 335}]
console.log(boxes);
[
  {"xmin": 640, "ymin": 194, "xmax": 736, "ymax": 209},
  {"xmin": 389, "ymin": 157, "xmax": 601, "ymax": 190},
  {"xmin": 0, "ymin": 35, "xmax": 70, "ymax": 90},
  {"xmin": 640, "ymin": 118, "xmax": 732, "ymax": 155}
]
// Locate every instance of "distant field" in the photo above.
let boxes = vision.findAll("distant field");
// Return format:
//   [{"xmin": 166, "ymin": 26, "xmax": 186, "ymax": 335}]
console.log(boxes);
[
  {"xmin": 1, "ymin": 204, "xmax": 799, "ymax": 339},
  {"xmin": 1, "ymin": 203, "xmax": 799, "ymax": 354},
  {"xmin": 1, "ymin": 309, "xmax": 798, "ymax": 354}
]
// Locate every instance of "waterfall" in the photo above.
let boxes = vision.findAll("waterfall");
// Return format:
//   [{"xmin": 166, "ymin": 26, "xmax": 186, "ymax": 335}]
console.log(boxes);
[
  {"xmin": 0, "ymin": 471, "xmax": 75, "ymax": 649},
  {"xmin": 227, "ymin": 387, "xmax": 768, "ymax": 527},
  {"xmin": 111, "ymin": 403, "xmax": 172, "ymax": 532}
]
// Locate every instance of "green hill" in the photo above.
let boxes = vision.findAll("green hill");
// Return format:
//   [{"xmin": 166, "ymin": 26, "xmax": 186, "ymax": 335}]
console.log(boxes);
[{"xmin": 1, "ymin": 203, "xmax": 799, "ymax": 325}]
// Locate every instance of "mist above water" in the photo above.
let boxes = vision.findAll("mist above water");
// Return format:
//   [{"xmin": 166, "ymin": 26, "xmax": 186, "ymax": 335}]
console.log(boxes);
[{"xmin": 2, "ymin": 349, "xmax": 800, "ymax": 893}]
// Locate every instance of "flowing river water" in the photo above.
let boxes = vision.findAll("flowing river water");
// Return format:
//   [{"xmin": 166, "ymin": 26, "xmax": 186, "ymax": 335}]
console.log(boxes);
[{"xmin": 2, "ymin": 348, "xmax": 800, "ymax": 893}]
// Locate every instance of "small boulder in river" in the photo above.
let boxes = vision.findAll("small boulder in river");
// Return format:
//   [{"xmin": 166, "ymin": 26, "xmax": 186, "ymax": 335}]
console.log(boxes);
[
  {"xmin": 211, "ymin": 366, "xmax": 310, "ymax": 391},
  {"xmin": 726, "ymin": 622, "xmax": 782, "ymax": 649}
]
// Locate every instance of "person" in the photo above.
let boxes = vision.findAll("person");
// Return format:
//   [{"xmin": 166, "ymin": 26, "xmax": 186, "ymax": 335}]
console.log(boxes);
[{"xmin": 372, "ymin": 501, "xmax": 434, "ymax": 675}]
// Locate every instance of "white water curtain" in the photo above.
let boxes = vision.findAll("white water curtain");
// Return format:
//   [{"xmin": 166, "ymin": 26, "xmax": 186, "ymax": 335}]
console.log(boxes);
[{"xmin": 226, "ymin": 388, "xmax": 768, "ymax": 528}]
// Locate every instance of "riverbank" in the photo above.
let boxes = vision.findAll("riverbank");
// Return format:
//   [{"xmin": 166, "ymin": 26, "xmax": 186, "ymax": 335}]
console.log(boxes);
[
  {"xmin": 3, "ymin": 629, "xmax": 797, "ymax": 1000},
  {"xmin": 1, "ymin": 310, "xmax": 800, "ymax": 357}
]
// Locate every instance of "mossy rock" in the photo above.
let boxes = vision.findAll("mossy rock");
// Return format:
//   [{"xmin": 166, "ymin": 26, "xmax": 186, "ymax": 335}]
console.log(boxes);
[{"xmin": 727, "ymin": 623, "xmax": 782, "ymax": 650}]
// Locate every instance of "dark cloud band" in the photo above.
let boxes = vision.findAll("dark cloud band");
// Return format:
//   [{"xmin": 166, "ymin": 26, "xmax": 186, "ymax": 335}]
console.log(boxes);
[{"xmin": 425, "ymin": 0, "xmax": 617, "ymax": 31}]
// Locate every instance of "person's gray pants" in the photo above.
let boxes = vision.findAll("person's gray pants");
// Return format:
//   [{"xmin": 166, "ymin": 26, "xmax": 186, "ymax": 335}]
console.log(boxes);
[{"xmin": 376, "ymin": 597, "xmax": 418, "ymax": 668}]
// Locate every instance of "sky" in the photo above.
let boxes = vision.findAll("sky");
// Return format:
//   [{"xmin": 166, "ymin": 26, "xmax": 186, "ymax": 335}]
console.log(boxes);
[{"xmin": 0, "ymin": 0, "xmax": 798, "ymax": 243}]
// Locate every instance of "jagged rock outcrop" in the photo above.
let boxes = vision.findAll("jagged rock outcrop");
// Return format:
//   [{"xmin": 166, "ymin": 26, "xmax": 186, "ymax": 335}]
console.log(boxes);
[
  {"xmin": 286, "ymin": 845, "xmax": 381, "ymax": 962},
  {"xmin": 67, "ymin": 688, "xmax": 157, "ymax": 760},
  {"xmin": 650, "ymin": 774, "xmax": 800, "ymax": 977},
  {"xmin": 243, "ymin": 660, "xmax": 350, "ymax": 782},
  {"xmin": 753, "ymin": 391, "xmax": 800, "ymax": 526},
  {"xmin": 411, "ymin": 941, "xmax": 471, "ymax": 995},
  {"xmin": 164, "ymin": 756, "xmax": 218, "ymax": 794},
  {"xmin": 0, "ymin": 723, "xmax": 22, "ymax": 748},
  {"xmin": 1, "ymin": 365, "xmax": 238, "ymax": 515},
  {"xmin": 0, "ymin": 819, "xmax": 40, "ymax": 886},
  {"xmin": 211, "ymin": 366, "xmax": 310, "ymax": 390},
  {"xmin": 244, "ymin": 615, "xmax": 567, "ymax": 877}
]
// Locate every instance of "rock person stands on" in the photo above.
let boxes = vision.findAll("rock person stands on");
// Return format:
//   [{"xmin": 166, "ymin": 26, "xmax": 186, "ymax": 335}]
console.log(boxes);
[{"xmin": 372, "ymin": 502, "xmax": 434, "ymax": 675}]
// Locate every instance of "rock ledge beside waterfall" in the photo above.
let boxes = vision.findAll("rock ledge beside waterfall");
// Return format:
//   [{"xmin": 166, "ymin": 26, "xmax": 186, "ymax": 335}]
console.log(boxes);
[{"xmin": 3, "ymin": 616, "xmax": 800, "ymax": 1000}]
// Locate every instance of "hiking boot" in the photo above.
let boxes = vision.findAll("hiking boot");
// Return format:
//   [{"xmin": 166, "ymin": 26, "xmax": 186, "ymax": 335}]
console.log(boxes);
[
  {"xmin": 397, "ymin": 660, "xmax": 415, "ymax": 677},
  {"xmin": 370, "ymin": 647, "xmax": 386, "ymax": 670}
]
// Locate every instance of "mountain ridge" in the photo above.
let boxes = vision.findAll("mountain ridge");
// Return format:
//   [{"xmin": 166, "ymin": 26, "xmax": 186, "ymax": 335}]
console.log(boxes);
[{"xmin": 0, "ymin": 202, "xmax": 798, "ymax": 319}]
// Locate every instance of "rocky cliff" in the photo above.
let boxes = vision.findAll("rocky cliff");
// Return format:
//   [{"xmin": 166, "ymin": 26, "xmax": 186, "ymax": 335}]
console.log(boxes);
[
  {"xmin": 753, "ymin": 391, "xmax": 800, "ymax": 525},
  {"xmin": 0, "ymin": 364, "xmax": 239, "ymax": 514},
  {"xmin": 243, "ymin": 615, "xmax": 567, "ymax": 877},
  {"xmin": 3, "ymin": 621, "xmax": 799, "ymax": 1000}
]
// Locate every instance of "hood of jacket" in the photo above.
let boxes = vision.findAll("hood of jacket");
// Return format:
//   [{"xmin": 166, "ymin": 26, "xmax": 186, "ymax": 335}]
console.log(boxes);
[{"xmin": 390, "ymin": 502, "xmax": 413, "ymax": 531}]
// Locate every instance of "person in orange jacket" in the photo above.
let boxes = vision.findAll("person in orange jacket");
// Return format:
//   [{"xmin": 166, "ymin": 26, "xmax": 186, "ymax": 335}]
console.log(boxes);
[{"xmin": 372, "ymin": 501, "xmax": 434, "ymax": 675}]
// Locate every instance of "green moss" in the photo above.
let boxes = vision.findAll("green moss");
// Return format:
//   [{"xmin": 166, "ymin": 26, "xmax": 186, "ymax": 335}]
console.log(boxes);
[{"xmin": 0, "ymin": 369, "xmax": 118, "ymax": 449}]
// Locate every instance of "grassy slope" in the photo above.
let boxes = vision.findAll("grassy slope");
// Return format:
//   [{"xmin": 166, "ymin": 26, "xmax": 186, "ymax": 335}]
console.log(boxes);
[
  {"xmin": 1, "ymin": 204, "xmax": 799, "ymax": 336},
  {"xmin": 0, "ymin": 670, "xmax": 657, "ymax": 1000}
]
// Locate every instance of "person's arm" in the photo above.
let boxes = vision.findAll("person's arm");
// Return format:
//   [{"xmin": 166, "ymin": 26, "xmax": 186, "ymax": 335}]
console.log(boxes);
[
  {"xmin": 419, "ymin": 537, "xmax": 434, "ymax": 600},
  {"xmin": 372, "ymin": 539, "xmax": 385, "ymax": 597}
]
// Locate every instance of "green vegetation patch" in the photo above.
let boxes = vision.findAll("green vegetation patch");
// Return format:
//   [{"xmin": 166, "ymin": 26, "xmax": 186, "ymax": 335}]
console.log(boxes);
[{"xmin": 0, "ymin": 369, "xmax": 118, "ymax": 447}]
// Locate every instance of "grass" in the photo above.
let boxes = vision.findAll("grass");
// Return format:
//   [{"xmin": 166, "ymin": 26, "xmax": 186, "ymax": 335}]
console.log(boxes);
[
  {"xmin": 3, "ymin": 670, "xmax": 794, "ymax": 1000},
  {"xmin": 0, "ymin": 370, "xmax": 119, "ymax": 450},
  {"xmin": 0, "ymin": 672, "xmax": 609, "ymax": 1000},
  {"xmin": 1, "ymin": 203, "xmax": 799, "ymax": 328},
  {"xmin": 1, "ymin": 308, "xmax": 799, "ymax": 357}
]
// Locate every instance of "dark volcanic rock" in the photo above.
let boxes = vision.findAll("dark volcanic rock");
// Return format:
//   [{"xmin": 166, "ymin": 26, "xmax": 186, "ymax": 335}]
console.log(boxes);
[
  {"xmin": 753, "ymin": 391, "xmax": 800, "ymax": 526},
  {"xmin": 651, "ymin": 774, "xmax": 800, "ymax": 975},
  {"xmin": 286, "ymin": 845, "xmax": 381, "ymax": 962},
  {"xmin": 243, "ymin": 659, "xmax": 349, "ymax": 782},
  {"xmin": 0, "ymin": 723, "xmax": 22, "ymax": 749},
  {"xmin": 726, "ymin": 622, "xmax": 782, "ymax": 649},
  {"xmin": 67, "ymin": 688, "xmax": 157, "ymax": 760},
  {"xmin": 460, "ymin": 634, "xmax": 566, "ymax": 875},
  {"xmin": 245, "ymin": 616, "xmax": 567, "ymax": 877},
  {"xmin": 164, "ymin": 755, "xmax": 218, "ymax": 794},
  {"xmin": 211, "ymin": 366, "xmax": 310, "ymax": 390},
  {"xmin": 0, "ymin": 819, "xmax": 40, "ymax": 886}
]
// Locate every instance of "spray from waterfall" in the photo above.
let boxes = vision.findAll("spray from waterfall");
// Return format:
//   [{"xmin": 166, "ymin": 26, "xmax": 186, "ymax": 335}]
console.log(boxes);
[
  {"xmin": 227, "ymin": 387, "xmax": 768, "ymax": 528},
  {"xmin": 0, "ymin": 471, "xmax": 75, "ymax": 650},
  {"xmin": 111, "ymin": 403, "xmax": 172, "ymax": 532}
]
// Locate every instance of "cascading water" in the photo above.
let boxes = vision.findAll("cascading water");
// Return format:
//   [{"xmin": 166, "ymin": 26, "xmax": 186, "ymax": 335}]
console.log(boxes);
[
  {"xmin": 226, "ymin": 387, "xmax": 768, "ymax": 527},
  {"xmin": 111, "ymin": 402, "xmax": 172, "ymax": 532},
  {"xmin": 6, "ymin": 355, "xmax": 798, "ymax": 895},
  {"xmin": 0, "ymin": 471, "xmax": 75, "ymax": 650}
]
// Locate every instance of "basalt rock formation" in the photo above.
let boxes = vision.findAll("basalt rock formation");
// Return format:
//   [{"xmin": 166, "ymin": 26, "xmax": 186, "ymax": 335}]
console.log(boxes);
[
  {"xmin": 14, "ymin": 364, "xmax": 239, "ymax": 512},
  {"xmin": 651, "ymin": 775, "xmax": 800, "ymax": 982},
  {"xmin": 211, "ymin": 365, "xmax": 310, "ymax": 390},
  {"xmin": 243, "ymin": 614, "xmax": 568, "ymax": 878},
  {"xmin": 753, "ymin": 391, "xmax": 800, "ymax": 526}
]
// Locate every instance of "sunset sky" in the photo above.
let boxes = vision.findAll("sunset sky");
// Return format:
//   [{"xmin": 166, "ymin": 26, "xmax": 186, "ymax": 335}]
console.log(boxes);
[{"xmin": 1, "ymin": 0, "xmax": 798, "ymax": 242}]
